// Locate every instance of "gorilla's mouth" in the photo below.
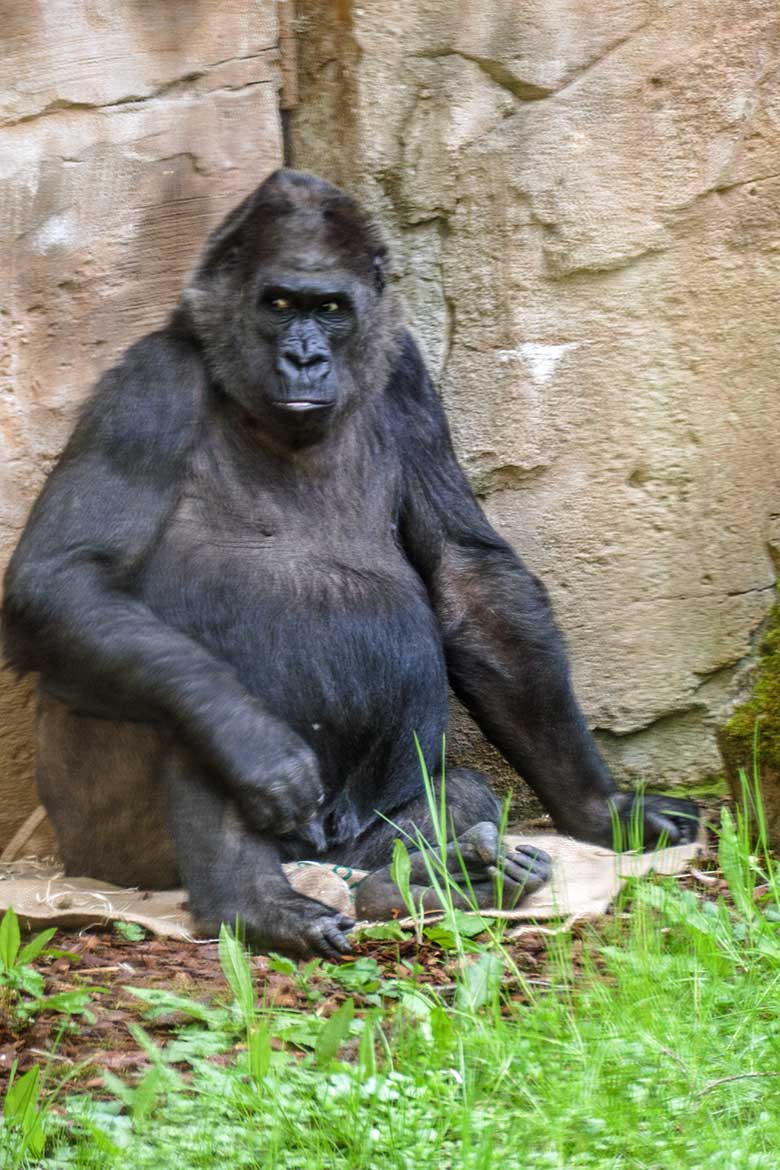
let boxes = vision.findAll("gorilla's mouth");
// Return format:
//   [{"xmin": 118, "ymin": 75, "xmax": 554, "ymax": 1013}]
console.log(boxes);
[{"xmin": 270, "ymin": 399, "xmax": 335, "ymax": 414}]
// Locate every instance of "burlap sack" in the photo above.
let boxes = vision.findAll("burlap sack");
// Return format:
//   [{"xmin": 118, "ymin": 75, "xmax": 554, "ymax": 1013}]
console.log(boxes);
[{"xmin": 0, "ymin": 829, "xmax": 702, "ymax": 940}]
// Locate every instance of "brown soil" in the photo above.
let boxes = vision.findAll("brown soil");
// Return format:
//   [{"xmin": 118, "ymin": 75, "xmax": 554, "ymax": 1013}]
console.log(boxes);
[{"xmin": 0, "ymin": 926, "xmax": 554, "ymax": 1092}]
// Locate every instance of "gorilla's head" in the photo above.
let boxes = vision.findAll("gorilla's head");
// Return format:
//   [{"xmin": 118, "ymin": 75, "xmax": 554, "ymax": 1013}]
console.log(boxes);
[{"xmin": 182, "ymin": 170, "xmax": 401, "ymax": 444}]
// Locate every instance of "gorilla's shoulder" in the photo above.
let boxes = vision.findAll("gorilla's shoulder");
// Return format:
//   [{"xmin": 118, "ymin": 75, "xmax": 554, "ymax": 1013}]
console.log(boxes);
[{"xmin": 69, "ymin": 326, "xmax": 208, "ymax": 471}]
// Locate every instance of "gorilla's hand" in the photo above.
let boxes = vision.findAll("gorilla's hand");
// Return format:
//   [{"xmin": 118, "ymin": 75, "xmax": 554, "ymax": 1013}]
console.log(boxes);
[
  {"xmin": 579, "ymin": 791, "xmax": 700, "ymax": 850},
  {"xmin": 206, "ymin": 708, "xmax": 324, "ymax": 837}
]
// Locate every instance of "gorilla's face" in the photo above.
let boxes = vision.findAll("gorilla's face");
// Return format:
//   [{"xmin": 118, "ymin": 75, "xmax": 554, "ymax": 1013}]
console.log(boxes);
[
  {"xmin": 184, "ymin": 170, "xmax": 400, "ymax": 445},
  {"xmin": 245, "ymin": 233, "xmax": 372, "ymax": 437},
  {"xmin": 256, "ymin": 277, "xmax": 356, "ymax": 418}
]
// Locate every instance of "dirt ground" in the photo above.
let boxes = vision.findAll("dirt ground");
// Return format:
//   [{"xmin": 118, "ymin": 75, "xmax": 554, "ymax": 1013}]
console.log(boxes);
[{"xmin": 0, "ymin": 926, "xmax": 555, "ymax": 1091}]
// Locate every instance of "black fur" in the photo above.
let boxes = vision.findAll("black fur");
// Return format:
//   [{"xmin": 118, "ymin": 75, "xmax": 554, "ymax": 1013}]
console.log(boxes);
[{"xmin": 1, "ymin": 170, "xmax": 697, "ymax": 957}]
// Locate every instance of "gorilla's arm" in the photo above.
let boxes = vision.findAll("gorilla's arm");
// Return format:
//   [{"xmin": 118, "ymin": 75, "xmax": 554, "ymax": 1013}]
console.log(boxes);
[
  {"xmin": 394, "ymin": 332, "xmax": 696, "ymax": 848},
  {"xmin": 1, "ymin": 329, "xmax": 321, "ymax": 835}
]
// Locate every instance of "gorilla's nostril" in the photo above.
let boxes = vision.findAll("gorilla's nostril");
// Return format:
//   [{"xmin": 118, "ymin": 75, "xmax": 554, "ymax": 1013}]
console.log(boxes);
[{"xmin": 282, "ymin": 348, "xmax": 329, "ymax": 370}]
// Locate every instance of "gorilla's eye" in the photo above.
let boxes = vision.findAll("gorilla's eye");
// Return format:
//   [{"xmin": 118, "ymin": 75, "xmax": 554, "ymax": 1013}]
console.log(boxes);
[
  {"xmin": 269, "ymin": 297, "xmax": 291, "ymax": 311},
  {"xmin": 319, "ymin": 301, "xmax": 341, "ymax": 313}
]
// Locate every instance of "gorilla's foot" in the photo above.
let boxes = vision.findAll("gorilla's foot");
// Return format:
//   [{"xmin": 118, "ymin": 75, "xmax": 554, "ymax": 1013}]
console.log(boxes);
[
  {"xmin": 448, "ymin": 822, "xmax": 552, "ymax": 910},
  {"xmin": 194, "ymin": 886, "xmax": 354, "ymax": 961},
  {"xmin": 354, "ymin": 822, "xmax": 552, "ymax": 920}
]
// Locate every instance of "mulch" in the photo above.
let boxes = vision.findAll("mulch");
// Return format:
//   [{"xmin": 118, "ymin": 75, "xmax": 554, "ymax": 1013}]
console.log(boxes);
[{"xmin": 0, "ymin": 925, "xmax": 554, "ymax": 1091}]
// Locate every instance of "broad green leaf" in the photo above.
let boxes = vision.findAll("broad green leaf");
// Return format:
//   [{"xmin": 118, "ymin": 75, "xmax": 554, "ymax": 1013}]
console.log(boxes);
[
  {"xmin": 113, "ymin": 921, "xmax": 146, "ymax": 942},
  {"xmin": 268, "ymin": 953, "xmax": 297, "ymax": 975},
  {"xmin": 430, "ymin": 1004, "xmax": 455, "ymax": 1052},
  {"xmin": 423, "ymin": 911, "xmax": 487, "ymax": 951},
  {"xmin": 358, "ymin": 1018, "xmax": 377, "ymax": 1079},
  {"xmin": 18, "ymin": 927, "xmax": 57, "ymax": 967},
  {"xmin": 4, "ymin": 1064, "xmax": 40, "ymax": 1125},
  {"xmin": 0, "ymin": 906, "xmax": 21, "ymax": 969},
  {"xmin": 355, "ymin": 921, "xmax": 410, "ymax": 942},
  {"xmin": 125, "ymin": 985, "xmax": 222, "ymax": 1024},
  {"xmin": 248, "ymin": 1022, "xmax": 272, "ymax": 1083},
  {"xmin": 398, "ymin": 988, "xmax": 434, "ymax": 1019},
  {"xmin": 390, "ymin": 838, "xmax": 414, "ymax": 917},
  {"xmin": 456, "ymin": 951, "xmax": 504, "ymax": 1011},
  {"xmin": 423, "ymin": 923, "xmax": 461, "ymax": 950},
  {"xmin": 446, "ymin": 911, "xmax": 490, "ymax": 938},
  {"xmin": 101, "ymin": 1070, "xmax": 136, "ymax": 1109},
  {"xmin": 44, "ymin": 988, "xmax": 96, "ymax": 1018},
  {"xmin": 17, "ymin": 967, "xmax": 46, "ymax": 999},
  {"xmin": 314, "ymin": 997, "xmax": 355, "ymax": 1066},
  {"xmin": 218, "ymin": 924, "xmax": 256, "ymax": 1024},
  {"xmin": 718, "ymin": 807, "xmax": 755, "ymax": 921},
  {"xmin": 130, "ymin": 1065, "xmax": 165, "ymax": 1125},
  {"xmin": 325, "ymin": 957, "xmax": 382, "ymax": 993},
  {"xmin": 24, "ymin": 1112, "xmax": 46, "ymax": 1157}
]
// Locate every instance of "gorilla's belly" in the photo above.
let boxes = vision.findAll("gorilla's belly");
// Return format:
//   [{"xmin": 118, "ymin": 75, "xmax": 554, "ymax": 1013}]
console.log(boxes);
[{"xmin": 138, "ymin": 539, "xmax": 449, "ymax": 787}]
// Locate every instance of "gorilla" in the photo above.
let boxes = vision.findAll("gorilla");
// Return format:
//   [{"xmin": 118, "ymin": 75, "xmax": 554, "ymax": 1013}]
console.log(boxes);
[{"xmin": 2, "ymin": 170, "xmax": 697, "ymax": 958}]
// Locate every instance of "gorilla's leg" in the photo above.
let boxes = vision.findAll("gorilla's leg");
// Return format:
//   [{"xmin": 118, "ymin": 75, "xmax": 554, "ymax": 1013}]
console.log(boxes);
[
  {"xmin": 346, "ymin": 767, "xmax": 552, "ymax": 921},
  {"xmin": 36, "ymin": 691, "xmax": 178, "ymax": 888},
  {"xmin": 163, "ymin": 751, "xmax": 353, "ymax": 959}
]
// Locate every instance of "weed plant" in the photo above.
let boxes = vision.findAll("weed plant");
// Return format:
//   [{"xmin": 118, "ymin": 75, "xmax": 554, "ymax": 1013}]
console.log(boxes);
[{"xmin": 3, "ymin": 767, "xmax": 780, "ymax": 1169}]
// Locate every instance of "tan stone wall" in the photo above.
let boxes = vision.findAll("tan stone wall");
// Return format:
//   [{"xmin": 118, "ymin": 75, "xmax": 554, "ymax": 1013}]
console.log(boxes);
[
  {"xmin": 293, "ymin": 1, "xmax": 780, "ymax": 808},
  {"xmin": 0, "ymin": 2, "xmax": 285, "ymax": 847},
  {"xmin": 2, "ymin": 1, "xmax": 779, "ymax": 846}
]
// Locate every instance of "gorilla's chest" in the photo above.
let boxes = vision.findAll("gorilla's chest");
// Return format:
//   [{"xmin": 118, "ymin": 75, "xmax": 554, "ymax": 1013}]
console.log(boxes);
[
  {"xmin": 136, "ymin": 423, "xmax": 444, "ymax": 726},
  {"xmin": 147, "ymin": 423, "xmax": 411, "ymax": 596}
]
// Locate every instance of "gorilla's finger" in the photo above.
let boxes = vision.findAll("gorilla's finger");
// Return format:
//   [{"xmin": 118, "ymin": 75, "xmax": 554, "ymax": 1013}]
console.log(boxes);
[
  {"xmin": 501, "ymin": 859, "xmax": 535, "ymax": 885},
  {"xmin": 296, "ymin": 816, "xmax": 328, "ymax": 852},
  {"xmin": 488, "ymin": 864, "xmax": 548, "ymax": 898},
  {"xmin": 643, "ymin": 811, "xmax": 682, "ymax": 846},
  {"xmin": 502, "ymin": 846, "xmax": 551, "ymax": 880},
  {"xmin": 310, "ymin": 936, "xmax": 345, "ymax": 962},
  {"xmin": 647, "ymin": 798, "xmax": 699, "ymax": 844},
  {"xmin": 671, "ymin": 814, "xmax": 699, "ymax": 845},
  {"xmin": 466, "ymin": 881, "xmax": 496, "ymax": 907},
  {"xmin": 276, "ymin": 817, "xmax": 301, "ymax": 839},
  {"xmin": 620, "ymin": 795, "xmax": 700, "ymax": 851},
  {"xmin": 506, "ymin": 845, "xmax": 552, "ymax": 868},
  {"xmin": 445, "ymin": 852, "xmax": 494, "ymax": 881},
  {"xmin": 502, "ymin": 859, "xmax": 552, "ymax": 890},
  {"xmin": 318, "ymin": 921, "xmax": 353, "ymax": 958}
]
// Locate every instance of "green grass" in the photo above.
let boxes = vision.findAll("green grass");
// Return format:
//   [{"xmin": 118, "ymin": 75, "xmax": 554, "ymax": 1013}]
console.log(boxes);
[{"xmin": 5, "ymin": 774, "xmax": 780, "ymax": 1169}]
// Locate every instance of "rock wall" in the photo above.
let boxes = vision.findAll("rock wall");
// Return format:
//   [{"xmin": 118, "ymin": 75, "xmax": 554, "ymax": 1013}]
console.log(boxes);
[
  {"xmin": 293, "ymin": 0, "xmax": 780, "ymax": 808},
  {"xmin": 2, "ymin": 1, "xmax": 779, "ymax": 847},
  {"xmin": 0, "ymin": 1, "xmax": 285, "ymax": 847}
]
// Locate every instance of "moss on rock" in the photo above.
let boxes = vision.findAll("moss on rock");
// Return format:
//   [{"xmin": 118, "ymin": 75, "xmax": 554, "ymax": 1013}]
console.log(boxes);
[
  {"xmin": 718, "ymin": 601, "xmax": 780, "ymax": 771},
  {"xmin": 718, "ymin": 599, "xmax": 780, "ymax": 846}
]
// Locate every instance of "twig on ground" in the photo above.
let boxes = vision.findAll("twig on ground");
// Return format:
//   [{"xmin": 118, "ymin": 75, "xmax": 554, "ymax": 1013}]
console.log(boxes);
[
  {"xmin": 694, "ymin": 1071, "xmax": 780, "ymax": 1099},
  {"xmin": 689, "ymin": 867, "xmax": 718, "ymax": 886}
]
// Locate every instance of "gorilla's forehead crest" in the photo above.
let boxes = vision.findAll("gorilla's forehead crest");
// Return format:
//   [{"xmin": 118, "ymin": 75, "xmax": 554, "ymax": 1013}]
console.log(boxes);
[{"xmin": 195, "ymin": 169, "xmax": 389, "ymax": 282}]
